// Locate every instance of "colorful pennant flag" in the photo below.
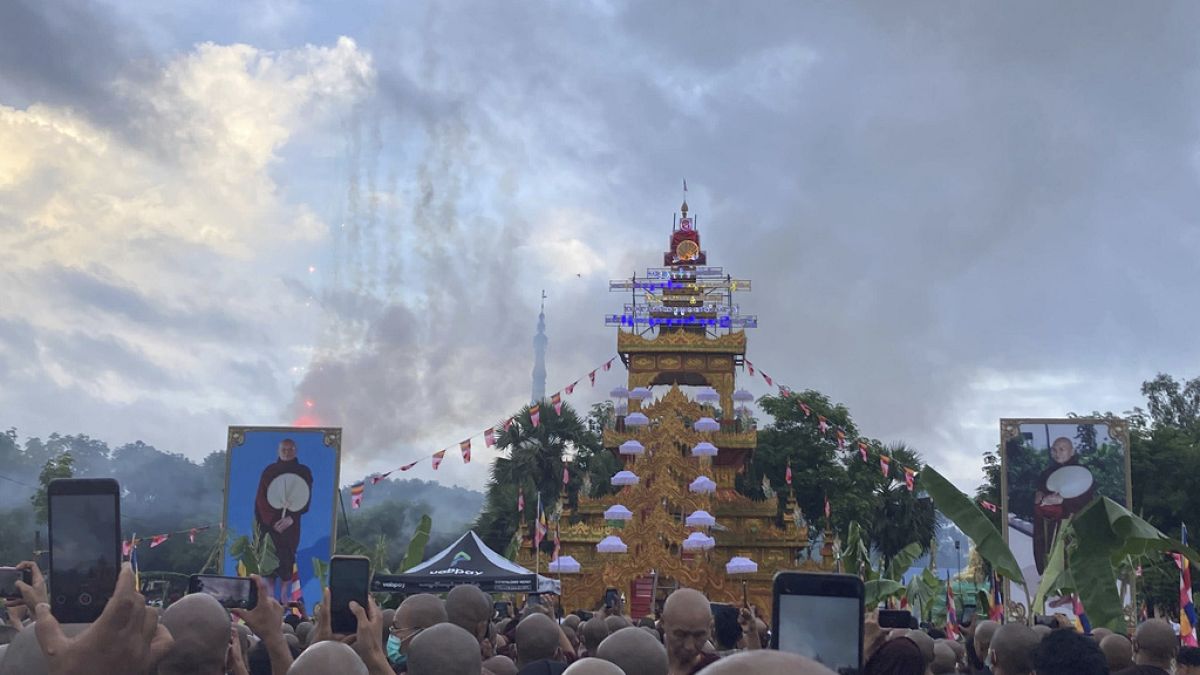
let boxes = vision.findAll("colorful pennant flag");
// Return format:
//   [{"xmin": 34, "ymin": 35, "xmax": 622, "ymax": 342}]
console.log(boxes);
[
  {"xmin": 288, "ymin": 566, "xmax": 302, "ymax": 604},
  {"xmin": 589, "ymin": 370, "xmax": 597, "ymax": 386},
  {"xmin": 534, "ymin": 494, "xmax": 547, "ymax": 547},
  {"xmin": 762, "ymin": 372, "xmax": 773, "ymax": 387},
  {"xmin": 798, "ymin": 402, "xmax": 811, "ymax": 417},
  {"xmin": 778, "ymin": 385, "xmax": 792, "ymax": 397},
  {"xmin": 824, "ymin": 494, "xmax": 831, "ymax": 520},
  {"xmin": 818, "ymin": 416, "xmax": 829, "ymax": 433},
  {"xmin": 880, "ymin": 455, "xmax": 891, "ymax": 477},
  {"xmin": 565, "ymin": 381, "xmax": 578, "ymax": 395},
  {"xmin": 945, "ymin": 576, "xmax": 961, "ymax": 640},
  {"xmin": 518, "ymin": 487, "xmax": 525, "ymax": 513},
  {"xmin": 858, "ymin": 441, "xmax": 869, "ymax": 463},
  {"xmin": 400, "ymin": 459, "xmax": 420, "ymax": 472},
  {"xmin": 1179, "ymin": 524, "xmax": 1198, "ymax": 646},
  {"xmin": 1072, "ymin": 595, "xmax": 1093, "ymax": 634},
  {"xmin": 563, "ymin": 465, "xmax": 570, "ymax": 485},
  {"xmin": 989, "ymin": 570, "xmax": 1004, "ymax": 622},
  {"xmin": 904, "ymin": 467, "xmax": 916, "ymax": 491},
  {"xmin": 980, "ymin": 500, "xmax": 998, "ymax": 512},
  {"xmin": 149, "ymin": 534, "xmax": 169, "ymax": 548},
  {"xmin": 460, "ymin": 439, "xmax": 472, "ymax": 464},
  {"xmin": 122, "ymin": 539, "xmax": 134, "ymax": 558},
  {"xmin": 530, "ymin": 404, "xmax": 541, "ymax": 428},
  {"xmin": 371, "ymin": 472, "xmax": 392, "ymax": 484},
  {"xmin": 836, "ymin": 429, "xmax": 846, "ymax": 449},
  {"xmin": 189, "ymin": 528, "xmax": 198, "ymax": 544},
  {"xmin": 350, "ymin": 481, "xmax": 365, "ymax": 509},
  {"xmin": 785, "ymin": 463, "xmax": 793, "ymax": 485},
  {"xmin": 484, "ymin": 428, "xmax": 497, "ymax": 448},
  {"xmin": 603, "ymin": 358, "xmax": 614, "ymax": 371},
  {"xmin": 552, "ymin": 392, "xmax": 563, "ymax": 415},
  {"xmin": 746, "ymin": 360, "xmax": 755, "ymax": 375},
  {"xmin": 504, "ymin": 418, "xmax": 514, "ymax": 431},
  {"xmin": 431, "ymin": 449, "xmax": 446, "ymax": 470}
]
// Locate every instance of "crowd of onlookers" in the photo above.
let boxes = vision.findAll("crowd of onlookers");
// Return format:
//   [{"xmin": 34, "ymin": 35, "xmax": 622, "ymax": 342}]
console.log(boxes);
[{"xmin": 2, "ymin": 560, "xmax": 1199, "ymax": 675}]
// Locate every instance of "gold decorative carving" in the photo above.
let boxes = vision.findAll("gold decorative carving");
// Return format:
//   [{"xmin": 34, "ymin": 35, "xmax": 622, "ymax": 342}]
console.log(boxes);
[
  {"xmin": 658, "ymin": 355, "xmax": 682, "ymax": 369},
  {"xmin": 618, "ymin": 330, "xmax": 747, "ymax": 354}
]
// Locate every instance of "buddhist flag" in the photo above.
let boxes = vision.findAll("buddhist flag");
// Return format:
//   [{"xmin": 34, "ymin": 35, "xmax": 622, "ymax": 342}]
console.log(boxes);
[
  {"xmin": 762, "ymin": 372, "xmax": 773, "ymax": 387},
  {"xmin": 484, "ymin": 428, "xmax": 497, "ymax": 448},
  {"xmin": 945, "ymin": 576, "xmax": 961, "ymax": 640},
  {"xmin": 746, "ymin": 360, "xmax": 755, "ymax": 375},
  {"xmin": 785, "ymin": 463, "xmax": 793, "ymax": 485},
  {"xmin": 288, "ymin": 566, "xmax": 303, "ymax": 604},
  {"xmin": 149, "ymin": 534, "xmax": 169, "ymax": 548},
  {"xmin": 1072, "ymin": 595, "xmax": 1093, "ymax": 634},
  {"xmin": 530, "ymin": 404, "xmax": 541, "ymax": 428},
  {"xmin": 799, "ymin": 402, "xmax": 811, "ymax": 417},
  {"xmin": 350, "ymin": 481, "xmax": 365, "ymax": 509},
  {"xmin": 563, "ymin": 465, "xmax": 570, "ymax": 485},
  {"xmin": 603, "ymin": 358, "xmax": 614, "ymax": 371},
  {"xmin": 371, "ymin": 471, "xmax": 392, "ymax": 484},
  {"xmin": 989, "ymin": 570, "xmax": 1004, "ymax": 622},
  {"xmin": 904, "ymin": 467, "xmax": 916, "ymax": 491},
  {"xmin": 880, "ymin": 455, "xmax": 891, "ymax": 477},
  {"xmin": 552, "ymin": 392, "xmax": 563, "ymax": 415},
  {"xmin": 980, "ymin": 500, "xmax": 998, "ymax": 512},
  {"xmin": 1178, "ymin": 524, "xmax": 1198, "ymax": 646},
  {"xmin": 460, "ymin": 439, "xmax": 472, "ymax": 463},
  {"xmin": 818, "ymin": 416, "xmax": 830, "ymax": 433},
  {"xmin": 432, "ymin": 449, "xmax": 447, "ymax": 470},
  {"xmin": 589, "ymin": 370, "xmax": 597, "ymax": 386},
  {"xmin": 518, "ymin": 487, "xmax": 525, "ymax": 513},
  {"xmin": 534, "ymin": 494, "xmax": 547, "ymax": 547},
  {"xmin": 858, "ymin": 441, "xmax": 869, "ymax": 463},
  {"xmin": 566, "ymin": 381, "xmax": 578, "ymax": 395},
  {"xmin": 400, "ymin": 459, "xmax": 420, "ymax": 471}
]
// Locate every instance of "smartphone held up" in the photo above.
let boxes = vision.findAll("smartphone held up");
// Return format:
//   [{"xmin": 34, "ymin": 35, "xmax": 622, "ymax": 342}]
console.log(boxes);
[
  {"xmin": 48, "ymin": 478, "xmax": 122, "ymax": 623},
  {"xmin": 0, "ymin": 567, "xmax": 33, "ymax": 601},
  {"xmin": 772, "ymin": 571, "xmax": 864, "ymax": 675},
  {"xmin": 329, "ymin": 555, "xmax": 371, "ymax": 634},
  {"xmin": 188, "ymin": 574, "xmax": 258, "ymax": 610}
]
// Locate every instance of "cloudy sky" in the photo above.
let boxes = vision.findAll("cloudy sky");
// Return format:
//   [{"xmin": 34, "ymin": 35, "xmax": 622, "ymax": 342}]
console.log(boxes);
[{"xmin": 3, "ymin": 1, "xmax": 1199, "ymax": 492}]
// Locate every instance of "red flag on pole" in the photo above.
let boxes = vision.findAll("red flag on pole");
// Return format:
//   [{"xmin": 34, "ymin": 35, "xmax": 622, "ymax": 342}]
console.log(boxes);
[
  {"xmin": 460, "ymin": 439, "xmax": 472, "ymax": 464},
  {"xmin": 431, "ymin": 449, "xmax": 446, "ymax": 470},
  {"xmin": 785, "ymin": 463, "xmax": 793, "ymax": 485}
]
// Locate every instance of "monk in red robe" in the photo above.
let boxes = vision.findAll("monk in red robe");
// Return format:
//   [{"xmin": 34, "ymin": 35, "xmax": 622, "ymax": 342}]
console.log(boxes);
[
  {"xmin": 1032, "ymin": 436, "xmax": 1095, "ymax": 574},
  {"xmin": 254, "ymin": 438, "xmax": 313, "ymax": 596}
]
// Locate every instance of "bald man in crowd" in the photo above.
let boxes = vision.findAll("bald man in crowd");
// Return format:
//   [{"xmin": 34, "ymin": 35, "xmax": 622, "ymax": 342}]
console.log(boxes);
[
  {"xmin": 1100, "ymin": 633, "xmax": 1135, "ymax": 673},
  {"xmin": 563, "ymin": 657, "xmax": 625, "ymax": 675},
  {"xmin": 448, "ymin": 586, "xmax": 495, "ymax": 644},
  {"xmin": 661, "ymin": 588, "xmax": 716, "ymax": 675},
  {"xmin": 969, "ymin": 620, "xmax": 999, "ymax": 675},
  {"xmin": 514, "ymin": 613, "xmax": 566, "ymax": 675},
  {"xmin": 408, "ymin": 623, "xmax": 483, "ymax": 675},
  {"xmin": 485, "ymin": 655, "xmax": 519, "ymax": 675},
  {"xmin": 988, "ymin": 624, "xmax": 1039, "ymax": 675},
  {"xmin": 931, "ymin": 640, "xmax": 958, "ymax": 674},
  {"xmin": 1117, "ymin": 618, "xmax": 1178, "ymax": 675},
  {"xmin": 391, "ymin": 593, "xmax": 448, "ymax": 671},
  {"xmin": 158, "ymin": 593, "xmax": 233, "ymax": 675},
  {"xmin": 700, "ymin": 650, "xmax": 837, "ymax": 675},
  {"xmin": 597, "ymin": 626, "xmax": 668, "ymax": 675},
  {"xmin": 580, "ymin": 618, "xmax": 610, "ymax": 658},
  {"xmin": 288, "ymin": 641, "xmax": 369, "ymax": 675},
  {"xmin": 906, "ymin": 629, "xmax": 935, "ymax": 669}
]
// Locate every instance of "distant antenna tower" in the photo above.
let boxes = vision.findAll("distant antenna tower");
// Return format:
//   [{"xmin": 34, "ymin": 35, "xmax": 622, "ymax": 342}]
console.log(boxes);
[{"xmin": 532, "ymin": 291, "xmax": 548, "ymax": 403}]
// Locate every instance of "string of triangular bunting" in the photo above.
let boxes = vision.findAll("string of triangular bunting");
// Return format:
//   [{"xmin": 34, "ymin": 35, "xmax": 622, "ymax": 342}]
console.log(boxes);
[
  {"xmin": 122, "ymin": 524, "xmax": 218, "ymax": 556},
  {"xmin": 348, "ymin": 356, "xmax": 623, "ymax": 509}
]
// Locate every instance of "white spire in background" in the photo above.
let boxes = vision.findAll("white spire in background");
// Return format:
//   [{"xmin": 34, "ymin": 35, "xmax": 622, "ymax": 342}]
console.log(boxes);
[{"xmin": 532, "ymin": 291, "xmax": 547, "ymax": 404}]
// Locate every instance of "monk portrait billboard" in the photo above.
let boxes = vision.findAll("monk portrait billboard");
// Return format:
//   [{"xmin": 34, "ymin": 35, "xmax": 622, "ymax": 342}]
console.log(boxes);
[
  {"xmin": 1000, "ymin": 418, "xmax": 1130, "ymax": 605},
  {"xmin": 222, "ymin": 427, "xmax": 341, "ymax": 610}
]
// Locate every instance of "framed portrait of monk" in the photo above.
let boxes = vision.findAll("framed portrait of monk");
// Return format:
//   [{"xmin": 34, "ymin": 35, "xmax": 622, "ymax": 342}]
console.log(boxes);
[
  {"xmin": 222, "ymin": 426, "xmax": 341, "ymax": 612},
  {"xmin": 1000, "ymin": 417, "xmax": 1130, "ymax": 614}
]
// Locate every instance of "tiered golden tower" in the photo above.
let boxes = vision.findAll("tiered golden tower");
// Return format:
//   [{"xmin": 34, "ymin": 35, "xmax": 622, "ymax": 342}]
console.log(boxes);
[{"xmin": 518, "ymin": 199, "xmax": 827, "ymax": 617}]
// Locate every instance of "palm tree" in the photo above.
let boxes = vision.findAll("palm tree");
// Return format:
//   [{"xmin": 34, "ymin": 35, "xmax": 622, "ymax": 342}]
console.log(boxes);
[
  {"xmin": 475, "ymin": 400, "xmax": 602, "ymax": 553},
  {"xmin": 861, "ymin": 443, "xmax": 936, "ymax": 573}
]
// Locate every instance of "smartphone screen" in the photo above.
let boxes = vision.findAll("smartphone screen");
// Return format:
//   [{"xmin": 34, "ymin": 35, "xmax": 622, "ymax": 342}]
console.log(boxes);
[
  {"xmin": 0, "ymin": 567, "xmax": 31, "ymax": 600},
  {"xmin": 877, "ymin": 608, "xmax": 915, "ymax": 629},
  {"xmin": 188, "ymin": 574, "xmax": 257, "ymax": 609},
  {"xmin": 773, "ymin": 572, "xmax": 863, "ymax": 675},
  {"xmin": 329, "ymin": 556, "xmax": 370, "ymax": 634},
  {"xmin": 49, "ymin": 479, "xmax": 121, "ymax": 623}
]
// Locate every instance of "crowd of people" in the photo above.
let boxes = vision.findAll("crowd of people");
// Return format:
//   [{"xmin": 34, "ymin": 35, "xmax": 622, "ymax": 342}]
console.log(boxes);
[{"xmin": 1, "ymin": 559, "xmax": 1199, "ymax": 675}]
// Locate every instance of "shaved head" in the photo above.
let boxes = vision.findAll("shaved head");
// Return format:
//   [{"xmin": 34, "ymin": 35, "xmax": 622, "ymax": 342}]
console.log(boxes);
[
  {"xmin": 1134, "ymin": 618, "xmax": 1178, "ymax": 668},
  {"xmin": 483, "ymin": 655, "xmax": 518, "ymax": 675},
  {"xmin": 446, "ymin": 585, "xmax": 493, "ymax": 640},
  {"xmin": 905, "ymin": 629, "xmax": 935, "ymax": 666},
  {"xmin": 597, "ymin": 626, "xmax": 668, "ymax": 675},
  {"xmin": 159, "ymin": 593, "xmax": 231, "ymax": 675},
  {"xmin": 1, "ymin": 623, "xmax": 86, "ymax": 675},
  {"xmin": 1099, "ymin": 633, "xmax": 1134, "ymax": 672},
  {"xmin": 563, "ymin": 614, "xmax": 582, "ymax": 631},
  {"xmin": 395, "ymin": 593, "xmax": 448, "ymax": 656},
  {"xmin": 515, "ymin": 613, "xmax": 561, "ymax": 666},
  {"xmin": 581, "ymin": 617, "xmax": 610, "ymax": 654},
  {"xmin": 662, "ymin": 588, "xmax": 711, "ymax": 673},
  {"xmin": 699, "ymin": 650, "xmax": 836, "ymax": 675},
  {"xmin": 1090, "ymin": 626, "xmax": 1113, "ymax": 642},
  {"xmin": 989, "ymin": 624, "xmax": 1039, "ymax": 675},
  {"xmin": 931, "ymin": 640, "xmax": 957, "ymax": 674},
  {"xmin": 974, "ymin": 619, "xmax": 1000, "ymax": 655},
  {"xmin": 563, "ymin": 657, "xmax": 626, "ymax": 675},
  {"xmin": 604, "ymin": 615, "xmax": 630, "ymax": 632},
  {"xmin": 288, "ymin": 641, "xmax": 368, "ymax": 675},
  {"xmin": 408, "ymin": 623, "xmax": 483, "ymax": 675}
]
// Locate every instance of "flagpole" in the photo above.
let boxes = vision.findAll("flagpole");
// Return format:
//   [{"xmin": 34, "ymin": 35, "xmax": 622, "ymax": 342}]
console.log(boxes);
[{"xmin": 535, "ymin": 493, "xmax": 541, "ymax": 577}]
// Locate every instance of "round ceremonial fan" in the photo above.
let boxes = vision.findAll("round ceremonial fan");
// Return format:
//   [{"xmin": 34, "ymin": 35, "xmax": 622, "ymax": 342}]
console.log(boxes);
[
  {"xmin": 267, "ymin": 473, "xmax": 310, "ymax": 518},
  {"xmin": 1045, "ymin": 465, "xmax": 1093, "ymax": 499}
]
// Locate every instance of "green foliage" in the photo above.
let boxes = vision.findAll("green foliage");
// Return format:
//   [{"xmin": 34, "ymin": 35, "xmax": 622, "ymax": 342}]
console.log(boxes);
[
  {"xmin": 1032, "ymin": 523, "xmax": 1070, "ymax": 615},
  {"xmin": 228, "ymin": 523, "xmax": 278, "ymax": 576},
  {"xmin": 906, "ymin": 569, "xmax": 940, "ymax": 621},
  {"xmin": 920, "ymin": 467, "xmax": 1027, "ymax": 591},
  {"xmin": 864, "ymin": 579, "xmax": 905, "ymax": 608},
  {"xmin": 401, "ymin": 514, "xmax": 432, "ymax": 572},
  {"xmin": 31, "ymin": 453, "xmax": 75, "ymax": 525}
]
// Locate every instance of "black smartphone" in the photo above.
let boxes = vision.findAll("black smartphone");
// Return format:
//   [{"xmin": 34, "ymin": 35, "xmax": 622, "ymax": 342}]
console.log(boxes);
[
  {"xmin": 0, "ymin": 567, "xmax": 33, "ymax": 600},
  {"xmin": 878, "ymin": 608, "xmax": 915, "ymax": 629},
  {"xmin": 960, "ymin": 604, "xmax": 977, "ymax": 627},
  {"xmin": 188, "ymin": 574, "xmax": 257, "ymax": 610},
  {"xmin": 329, "ymin": 555, "xmax": 370, "ymax": 634},
  {"xmin": 771, "ymin": 572, "xmax": 864, "ymax": 675},
  {"xmin": 604, "ymin": 588, "xmax": 619, "ymax": 609},
  {"xmin": 48, "ymin": 478, "xmax": 122, "ymax": 623}
]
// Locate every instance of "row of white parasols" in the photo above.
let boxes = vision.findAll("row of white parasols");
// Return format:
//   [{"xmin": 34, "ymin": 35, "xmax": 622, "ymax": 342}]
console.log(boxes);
[{"xmin": 548, "ymin": 550, "xmax": 759, "ymax": 576}]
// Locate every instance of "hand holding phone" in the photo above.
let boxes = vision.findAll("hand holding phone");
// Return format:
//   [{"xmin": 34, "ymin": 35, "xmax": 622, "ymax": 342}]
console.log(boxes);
[
  {"xmin": 771, "ymin": 572, "xmax": 864, "ymax": 674},
  {"xmin": 48, "ymin": 478, "xmax": 121, "ymax": 623},
  {"xmin": 328, "ymin": 555, "xmax": 370, "ymax": 635},
  {"xmin": 188, "ymin": 574, "xmax": 258, "ymax": 610},
  {"xmin": 0, "ymin": 566, "xmax": 34, "ymax": 600}
]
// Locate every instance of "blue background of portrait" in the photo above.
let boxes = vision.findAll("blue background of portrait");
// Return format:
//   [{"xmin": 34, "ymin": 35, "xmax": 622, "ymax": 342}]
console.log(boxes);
[{"xmin": 223, "ymin": 427, "xmax": 340, "ymax": 612}]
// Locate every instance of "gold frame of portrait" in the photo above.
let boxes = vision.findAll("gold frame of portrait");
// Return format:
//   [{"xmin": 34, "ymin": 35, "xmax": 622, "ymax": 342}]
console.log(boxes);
[
  {"xmin": 998, "ymin": 417, "xmax": 1131, "ymax": 620},
  {"xmin": 219, "ymin": 425, "xmax": 343, "ymax": 574}
]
